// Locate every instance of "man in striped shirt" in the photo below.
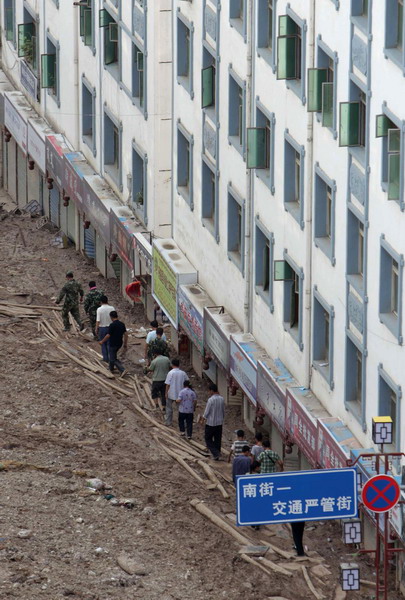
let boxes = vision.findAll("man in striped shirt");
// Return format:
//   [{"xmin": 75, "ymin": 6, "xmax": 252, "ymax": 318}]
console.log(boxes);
[
  {"xmin": 202, "ymin": 383, "xmax": 225, "ymax": 460},
  {"xmin": 228, "ymin": 430, "xmax": 249, "ymax": 463}
]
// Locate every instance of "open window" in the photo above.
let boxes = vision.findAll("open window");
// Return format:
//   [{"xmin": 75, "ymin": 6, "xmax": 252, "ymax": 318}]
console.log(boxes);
[
  {"xmin": 99, "ymin": 9, "xmax": 119, "ymax": 69},
  {"xmin": 202, "ymin": 65, "xmax": 215, "ymax": 108},
  {"xmin": 18, "ymin": 16, "xmax": 38, "ymax": 72},
  {"xmin": 376, "ymin": 114, "xmax": 401, "ymax": 201},
  {"xmin": 277, "ymin": 14, "xmax": 301, "ymax": 80}
]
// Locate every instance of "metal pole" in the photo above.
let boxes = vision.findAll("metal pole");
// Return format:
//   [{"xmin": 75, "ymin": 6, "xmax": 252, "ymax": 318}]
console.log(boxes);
[
  {"xmin": 383, "ymin": 452, "xmax": 389, "ymax": 600},
  {"xmin": 376, "ymin": 452, "xmax": 380, "ymax": 600}
]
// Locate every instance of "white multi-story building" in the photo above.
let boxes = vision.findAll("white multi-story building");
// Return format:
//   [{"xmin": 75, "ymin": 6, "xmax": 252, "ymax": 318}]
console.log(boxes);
[
  {"xmin": 0, "ymin": 0, "xmax": 172, "ymax": 311},
  {"xmin": 171, "ymin": 0, "xmax": 405, "ymax": 456}
]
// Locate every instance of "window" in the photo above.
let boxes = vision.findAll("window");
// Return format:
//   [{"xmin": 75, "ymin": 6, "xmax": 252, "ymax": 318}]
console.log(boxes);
[
  {"xmin": 202, "ymin": 159, "xmax": 217, "ymax": 239},
  {"xmin": 82, "ymin": 79, "xmax": 95, "ymax": 154},
  {"xmin": 376, "ymin": 113, "xmax": 401, "ymax": 202},
  {"xmin": 347, "ymin": 209, "xmax": 365, "ymax": 293},
  {"xmin": 255, "ymin": 222, "xmax": 273, "ymax": 309},
  {"xmin": 340, "ymin": 82, "xmax": 366, "ymax": 148},
  {"xmin": 132, "ymin": 42, "xmax": 145, "ymax": 109},
  {"xmin": 4, "ymin": 0, "xmax": 15, "ymax": 43},
  {"xmin": 379, "ymin": 237, "xmax": 403, "ymax": 342},
  {"xmin": 312, "ymin": 290, "xmax": 334, "ymax": 388},
  {"xmin": 308, "ymin": 45, "xmax": 336, "ymax": 131},
  {"xmin": 18, "ymin": 9, "xmax": 38, "ymax": 72},
  {"xmin": 100, "ymin": 9, "xmax": 119, "ymax": 75},
  {"xmin": 229, "ymin": 0, "xmax": 246, "ymax": 39},
  {"xmin": 177, "ymin": 125, "xmax": 193, "ymax": 207},
  {"xmin": 314, "ymin": 166, "xmax": 336, "ymax": 263},
  {"xmin": 257, "ymin": 0, "xmax": 275, "ymax": 67},
  {"xmin": 379, "ymin": 365, "xmax": 402, "ymax": 450},
  {"xmin": 279, "ymin": 256, "xmax": 303, "ymax": 349},
  {"xmin": 228, "ymin": 188, "xmax": 244, "ymax": 272},
  {"xmin": 385, "ymin": 0, "xmax": 405, "ymax": 67},
  {"xmin": 41, "ymin": 36, "xmax": 59, "ymax": 103},
  {"xmin": 202, "ymin": 49, "xmax": 216, "ymax": 110},
  {"xmin": 177, "ymin": 16, "xmax": 193, "ymax": 96},
  {"xmin": 351, "ymin": 0, "xmax": 369, "ymax": 25},
  {"xmin": 345, "ymin": 335, "xmax": 364, "ymax": 421},
  {"xmin": 276, "ymin": 9, "xmax": 307, "ymax": 100},
  {"xmin": 104, "ymin": 111, "xmax": 121, "ymax": 186},
  {"xmin": 79, "ymin": 0, "xmax": 93, "ymax": 48},
  {"xmin": 228, "ymin": 72, "xmax": 245, "ymax": 153},
  {"xmin": 132, "ymin": 144, "xmax": 147, "ymax": 224},
  {"xmin": 284, "ymin": 133, "xmax": 304, "ymax": 227}
]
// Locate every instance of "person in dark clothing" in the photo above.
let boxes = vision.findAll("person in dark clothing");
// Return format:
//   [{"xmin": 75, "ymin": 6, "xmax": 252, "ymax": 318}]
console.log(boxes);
[
  {"xmin": 291, "ymin": 521, "xmax": 306, "ymax": 556},
  {"xmin": 99, "ymin": 311, "xmax": 128, "ymax": 377},
  {"xmin": 232, "ymin": 445, "xmax": 251, "ymax": 485}
]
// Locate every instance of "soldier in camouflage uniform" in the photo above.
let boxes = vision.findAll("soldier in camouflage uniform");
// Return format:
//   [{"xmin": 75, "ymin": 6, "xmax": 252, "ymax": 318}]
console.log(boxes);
[
  {"xmin": 84, "ymin": 281, "xmax": 104, "ymax": 337},
  {"xmin": 56, "ymin": 271, "xmax": 84, "ymax": 331}
]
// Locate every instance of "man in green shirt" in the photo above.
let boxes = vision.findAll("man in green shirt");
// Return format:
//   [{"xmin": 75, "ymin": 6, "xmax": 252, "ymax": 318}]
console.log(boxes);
[
  {"xmin": 147, "ymin": 350, "xmax": 171, "ymax": 411},
  {"xmin": 258, "ymin": 439, "xmax": 283, "ymax": 473}
]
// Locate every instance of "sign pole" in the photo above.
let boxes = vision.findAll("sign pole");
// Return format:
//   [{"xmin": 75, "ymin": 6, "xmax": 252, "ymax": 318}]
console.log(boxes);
[{"xmin": 348, "ymin": 448, "xmax": 405, "ymax": 600}]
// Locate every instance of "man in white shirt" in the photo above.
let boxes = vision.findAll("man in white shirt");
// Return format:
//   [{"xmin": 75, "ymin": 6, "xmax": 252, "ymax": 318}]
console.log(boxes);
[
  {"xmin": 95, "ymin": 295, "xmax": 115, "ymax": 362},
  {"xmin": 165, "ymin": 358, "xmax": 187, "ymax": 427}
]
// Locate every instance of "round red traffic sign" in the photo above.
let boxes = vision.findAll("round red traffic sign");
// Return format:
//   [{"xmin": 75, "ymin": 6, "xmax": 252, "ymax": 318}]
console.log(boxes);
[{"xmin": 361, "ymin": 474, "xmax": 400, "ymax": 513}]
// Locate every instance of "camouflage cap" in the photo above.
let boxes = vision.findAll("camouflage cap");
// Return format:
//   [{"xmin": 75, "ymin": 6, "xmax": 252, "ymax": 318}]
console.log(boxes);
[{"xmin": 66, "ymin": 271, "xmax": 74, "ymax": 277}]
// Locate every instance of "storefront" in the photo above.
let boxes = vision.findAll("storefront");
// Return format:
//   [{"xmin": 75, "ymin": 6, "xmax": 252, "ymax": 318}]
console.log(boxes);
[
  {"xmin": 62, "ymin": 151, "xmax": 95, "ymax": 248},
  {"xmin": 285, "ymin": 387, "xmax": 329, "ymax": 470},
  {"xmin": 110, "ymin": 207, "xmax": 140, "ymax": 299},
  {"xmin": 45, "ymin": 134, "xmax": 73, "ymax": 229},
  {"xmin": 178, "ymin": 284, "xmax": 214, "ymax": 376},
  {"xmin": 3, "ymin": 91, "xmax": 32, "ymax": 207},
  {"xmin": 134, "ymin": 232, "xmax": 153, "ymax": 320},
  {"xmin": 152, "ymin": 238, "xmax": 197, "ymax": 347},
  {"xmin": 82, "ymin": 175, "xmax": 121, "ymax": 278},
  {"xmin": 27, "ymin": 116, "xmax": 52, "ymax": 213},
  {"xmin": 203, "ymin": 306, "xmax": 242, "ymax": 404}
]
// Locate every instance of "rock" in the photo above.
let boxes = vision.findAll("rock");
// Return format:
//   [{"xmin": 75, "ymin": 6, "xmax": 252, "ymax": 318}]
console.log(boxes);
[
  {"xmin": 17, "ymin": 529, "xmax": 32, "ymax": 539},
  {"xmin": 333, "ymin": 586, "xmax": 347, "ymax": 600},
  {"xmin": 310, "ymin": 564, "xmax": 332, "ymax": 578},
  {"xmin": 117, "ymin": 554, "xmax": 148, "ymax": 576},
  {"xmin": 268, "ymin": 597, "xmax": 292, "ymax": 600}
]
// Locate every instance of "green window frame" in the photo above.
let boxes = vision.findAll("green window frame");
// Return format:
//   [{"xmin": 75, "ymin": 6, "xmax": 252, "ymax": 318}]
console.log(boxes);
[
  {"xmin": 246, "ymin": 128, "xmax": 268, "ymax": 169},
  {"xmin": 307, "ymin": 68, "xmax": 327, "ymax": 112},
  {"xmin": 99, "ymin": 8, "xmax": 118, "ymax": 66},
  {"xmin": 339, "ymin": 102, "xmax": 360, "ymax": 147},
  {"xmin": 18, "ymin": 22, "xmax": 34, "ymax": 58},
  {"xmin": 277, "ymin": 14, "xmax": 300, "ymax": 80},
  {"xmin": 274, "ymin": 260, "xmax": 294, "ymax": 281},
  {"xmin": 388, "ymin": 129, "xmax": 401, "ymax": 200},
  {"xmin": 40, "ymin": 53, "xmax": 56, "ymax": 89},
  {"xmin": 202, "ymin": 65, "xmax": 215, "ymax": 108}
]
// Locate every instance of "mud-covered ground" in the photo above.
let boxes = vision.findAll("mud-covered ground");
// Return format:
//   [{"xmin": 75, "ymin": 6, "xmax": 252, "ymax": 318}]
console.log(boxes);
[{"xmin": 0, "ymin": 188, "xmax": 395, "ymax": 599}]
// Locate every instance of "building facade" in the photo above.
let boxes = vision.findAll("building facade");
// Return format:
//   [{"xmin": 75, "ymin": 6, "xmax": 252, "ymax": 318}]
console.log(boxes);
[
  {"xmin": 171, "ymin": 0, "xmax": 405, "ymax": 455},
  {"xmin": 1, "ymin": 0, "xmax": 172, "ymax": 312}
]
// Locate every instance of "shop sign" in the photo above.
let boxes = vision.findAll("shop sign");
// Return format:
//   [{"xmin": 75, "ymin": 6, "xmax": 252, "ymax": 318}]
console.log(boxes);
[
  {"xmin": 257, "ymin": 361, "xmax": 286, "ymax": 433},
  {"xmin": 230, "ymin": 336, "xmax": 257, "ymax": 406},
  {"xmin": 203, "ymin": 308, "xmax": 230, "ymax": 370},
  {"xmin": 82, "ymin": 177, "xmax": 111, "ymax": 246},
  {"xmin": 134, "ymin": 232, "xmax": 152, "ymax": 273},
  {"xmin": 27, "ymin": 122, "xmax": 46, "ymax": 173},
  {"xmin": 62, "ymin": 153, "xmax": 85, "ymax": 212},
  {"xmin": 110, "ymin": 210, "xmax": 135, "ymax": 270},
  {"xmin": 152, "ymin": 245, "xmax": 177, "ymax": 327},
  {"xmin": 4, "ymin": 95, "xmax": 27, "ymax": 154},
  {"xmin": 45, "ymin": 135, "xmax": 65, "ymax": 187},
  {"xmin": 285, "ymin": 389, "xmax": 317, "ymax": 466},
  {"xmin": 317, "ymin": 419, "xmax": 348, "ymax": 470},
  {"xmin": 20, "ymin": 61, "xmax": 37, "ymax": 101},
  {"xmin": 178, "ymin": 286, "xmax": 204, "ymax": 354}
]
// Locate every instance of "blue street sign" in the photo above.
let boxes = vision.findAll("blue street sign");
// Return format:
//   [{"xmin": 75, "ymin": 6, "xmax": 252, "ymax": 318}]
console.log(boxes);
[{"xmin": 236, "ymin": 468, "xmax": 358, "ymax": 526}]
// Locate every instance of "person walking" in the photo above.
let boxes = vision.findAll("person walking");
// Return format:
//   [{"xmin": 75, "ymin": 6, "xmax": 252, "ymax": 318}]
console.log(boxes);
[
  {"xmin": 251, "ymin": 432, "xmax": 264, "ymax": 461},
  {"xmin": 165, "ymin": 358, "xmax": 187, "ymax": 427},
  {"xmin": 232, "ymin": 445, "xmax": 252, "ymax": 485},
  {"xmin": 56, "ymin": 271, "xmax": 84, "ymax": 331},
  {"xmin": 258, "ymin": 439, "xmax": 283, "ymax": 474},
  {"xmin": 147, "ymin": 350, "xmax": 171, "ymax": 410},
  {"xmin": 84, "ymin": 281, "xmax": 104, "ymax": 337},
  {"xmin": 99, "ymin": 311, "xmax": 128, "ymax": 377},
  {"xmin": 147, "ymin": 327, "xmax": 169, "ymax": 364},
  {"xmin": 176, "ymin": 380, "xmax": 197, "ymax": 439},
  {"xmin": 203, "ymin": 383, "xmax": 225, "ymax": 460},
  {"xmin": 291, "ymin": 521, "xmax": 306, "ymax": 556},
  {"xmin": 95, "ymin": 295, "xmax": 115, "ymax": 362}
]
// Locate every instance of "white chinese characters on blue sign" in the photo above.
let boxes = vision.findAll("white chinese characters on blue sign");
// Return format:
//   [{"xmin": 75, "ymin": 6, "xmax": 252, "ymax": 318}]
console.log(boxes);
[{"xmin": 236, "ymin": 468, "xmax": 358, "ymax": 526}]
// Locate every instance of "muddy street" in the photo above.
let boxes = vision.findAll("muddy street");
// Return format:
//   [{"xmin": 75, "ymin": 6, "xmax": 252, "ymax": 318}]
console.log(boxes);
[{"xmin": 0, "ymin": 196, "xmax": 386, "ymax": 599}]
